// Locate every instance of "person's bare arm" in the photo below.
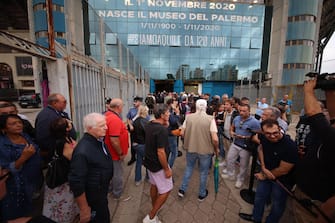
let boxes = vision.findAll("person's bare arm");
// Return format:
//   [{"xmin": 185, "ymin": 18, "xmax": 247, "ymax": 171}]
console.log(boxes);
[
  {"xmin": 304, "ymin": 79, "xmax": 322, "ymax": 116},
  {"xmin": 325, "ymin": 90, "xmax": 335, "ymax": 120},
  {"xmin": 318, "ymin": 195, "xmax": 335, "ymax": 223},
  {"xmin": 269, "ymin": 161, "xmax": 295, "ymax": 179},
  {"xmin": 157, "ymin": 148, "xmax": 172, "ymax": 178},
  {"xmin": 230, "ymin": 123, "xmax": 236, "ymax": 138},
  {"xmin": 127, "ymin": 119, "xmax": 134, "ymax": 131},
  {"xmin": 211, "ymin": 132, "xmax": 219, "ymax": 156},
  {"xmin": 257, "ymin": 144, "xmax": 275, "ymax": 180},
  {"xmin": 109, "ymin": 137, "xmax": 126, "ymax": 160},
  {"xmin": 75, "ymin": 193, "xmax": 91, "ymax": 223},
  {"xmin": 15, "ymin": 144, "xmax": 36, "ymax": 169}
]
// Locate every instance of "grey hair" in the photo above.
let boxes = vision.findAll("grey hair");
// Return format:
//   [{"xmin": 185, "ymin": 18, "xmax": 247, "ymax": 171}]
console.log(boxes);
[
  {"xmin": 196, "ymin": 99, "xmax": 207, "ymax": 112},
  {"xmin": 47, "ymin": 93, "xmax": 60, "ymax": 105},
  {"xmin": 83, "ymin": 112, "xmax": 105, "ymax": 132},
  {"xmin": 263, "ymin": 106, "xmax": 281, "ymax": 119},
  {"xmin": 153, "ymin": 104, "xmax": 169, "ymax": 119}
]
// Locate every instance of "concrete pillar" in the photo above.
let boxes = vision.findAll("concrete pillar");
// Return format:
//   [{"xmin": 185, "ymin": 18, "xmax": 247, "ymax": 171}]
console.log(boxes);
[{"xmin": 46, "ymin": 59, "xmax": 71, "ymax": 115}]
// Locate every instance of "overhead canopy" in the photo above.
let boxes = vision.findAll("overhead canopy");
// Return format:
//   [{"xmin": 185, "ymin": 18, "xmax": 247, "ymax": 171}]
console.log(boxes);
[
  {"xmin": 319, "ymin": 0, "xmax": 335, "ymax": 42},
  {"xmin": 0, "ymin": 31, "xmax": 57, "ymax": 60}
]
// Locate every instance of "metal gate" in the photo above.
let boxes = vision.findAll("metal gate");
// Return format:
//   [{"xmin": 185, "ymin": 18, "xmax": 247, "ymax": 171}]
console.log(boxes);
[{"xmin": 71, "ymin": 59, "xmax": 104, "ymax": 135}]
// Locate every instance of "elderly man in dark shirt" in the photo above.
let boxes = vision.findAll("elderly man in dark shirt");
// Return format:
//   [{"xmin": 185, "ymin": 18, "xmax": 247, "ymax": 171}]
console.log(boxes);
[
  {"xmin": 35, "ymin": 93, "xmax": 76, "ymax": 164},
  {"xmin": 69, "ymin": 113, "xmax": 113, "ymax": 223}
]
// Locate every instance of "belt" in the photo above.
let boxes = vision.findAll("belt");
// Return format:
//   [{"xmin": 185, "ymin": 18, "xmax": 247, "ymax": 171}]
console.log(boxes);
[{"xmin": 233, "ymin": 142, "xmax": 246, "ymax": 148}]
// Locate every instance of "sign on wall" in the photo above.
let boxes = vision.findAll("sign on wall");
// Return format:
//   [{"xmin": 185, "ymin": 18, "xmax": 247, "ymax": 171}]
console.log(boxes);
[
  {"xmin": 15, "ymin": 56, "xmax": 33, "ymax": 76},
  {"xmin": 89, "ymin": 0, "xmax": 265, "ymax": 80}
]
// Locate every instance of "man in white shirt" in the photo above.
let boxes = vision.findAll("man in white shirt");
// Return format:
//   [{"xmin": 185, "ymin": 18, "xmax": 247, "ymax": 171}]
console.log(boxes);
[{"xmin": 255, "ymin": 98, "xmax": 269, "ymax": 120}]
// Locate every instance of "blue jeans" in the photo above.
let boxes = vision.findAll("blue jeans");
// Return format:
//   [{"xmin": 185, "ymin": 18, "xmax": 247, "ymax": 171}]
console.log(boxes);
[
  {"xmin": 218, "ymin": 126, "xmax": 225, "ymax": 158},
  {"xmin": 168, "ymin": 135, "xmax": 178, "ymax": 168},
  {"xmin": 180, "ymin": 152, "xmax": 212, "ymax": 197},
  {"xmin": 134, "ymin": 144, "xmax": 146, "ymax": 182},
  {"xmin": 253, "ymin": 180, "xmax": 288, "ymax": 223}
]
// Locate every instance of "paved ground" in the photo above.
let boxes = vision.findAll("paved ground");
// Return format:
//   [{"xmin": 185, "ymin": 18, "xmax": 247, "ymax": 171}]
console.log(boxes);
[{"xmin": 108, "ymin": 112, "xmax": 300, "ymax": 223}]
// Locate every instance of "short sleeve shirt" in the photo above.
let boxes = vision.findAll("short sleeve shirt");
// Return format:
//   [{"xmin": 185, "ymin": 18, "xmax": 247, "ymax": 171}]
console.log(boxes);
[
  {"xmin": 260, "ymin": 134, "xmax": 298, "ymax": 186},
  {"xmin": 143, "ymin": 121, "xmax": 169, "ymax": 172},
  {"xmin": 104, "ymin": 111, "xmax": 129, "ymax": 160},
  {"xmin": 232, "ymin": 116, "xmax": 260, "ymax": 148},
  {"xmin": 126, "ymin": 107, "xmax": 138, "ymax": 121}
]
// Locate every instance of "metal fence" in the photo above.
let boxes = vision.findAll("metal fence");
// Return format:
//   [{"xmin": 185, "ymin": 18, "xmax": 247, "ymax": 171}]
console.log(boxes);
[{"xmin": 69, "ymin": 56, "xmax": 150, "ymax": 136}]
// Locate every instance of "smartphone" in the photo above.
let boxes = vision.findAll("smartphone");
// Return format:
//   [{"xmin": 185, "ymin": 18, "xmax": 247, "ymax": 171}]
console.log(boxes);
[
  {"xmin": 91, "ymin": 210, "xmax": 96, "ymax": 220},
  {"xmin": 0, "ymin": 172, "xmax": 10, "ymax": 181}
]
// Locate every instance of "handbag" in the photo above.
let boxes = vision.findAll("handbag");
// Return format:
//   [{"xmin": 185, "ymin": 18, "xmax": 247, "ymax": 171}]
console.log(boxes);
[{"xmin": 45, "ymin": 152, "xmax": 70, "ymax": 189}]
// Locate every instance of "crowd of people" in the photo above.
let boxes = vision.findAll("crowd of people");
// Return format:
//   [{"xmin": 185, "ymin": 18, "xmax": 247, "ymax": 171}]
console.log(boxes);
[{"xmin": 0, "ymin": 77, "xmax": 334, "ymax": 223}]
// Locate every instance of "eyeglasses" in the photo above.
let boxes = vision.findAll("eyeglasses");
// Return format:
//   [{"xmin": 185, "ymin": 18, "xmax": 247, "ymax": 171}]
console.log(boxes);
[
  {"xmin": 239, "ymin": 121, "xmax": 244, "ymax": 129},
  {"xmin": 264, "ymin": 131, "xmax": 280, "ymax": 137}
]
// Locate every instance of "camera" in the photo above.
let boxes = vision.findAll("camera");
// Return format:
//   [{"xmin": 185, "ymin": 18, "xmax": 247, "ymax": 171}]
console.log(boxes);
[{"xmin": 305, "ymin": 72, "xmax": 335, "ymax": 90}]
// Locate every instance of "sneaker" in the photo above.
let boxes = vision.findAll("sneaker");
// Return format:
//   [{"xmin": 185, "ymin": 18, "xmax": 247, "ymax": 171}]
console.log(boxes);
[
  {"xmin": 113, "ymin": 194, "xmax": 132, "ymax": 202},
  {"xmin": 198, "ymin": 189, "xmax": 208, "ymax": 202},
  {"xmin": 221, "ymin": 173, "xmax": 235, "ymax": 181},
  {"xmin": 135, "ymin": 181, "xmax": 141, "ymax": 186},
  {"xmin": 219, "ymin": 160, "xmax": 226, "ymax": 167},
  {"xmin": 127, "ymin": 159, "xmax": 136, "ymax": 166},
  {"xmin": 178, "ymin": 189, "xmax": 185, "ymax": 198},
  {"xmin": 235, "ymin": 180, "xmax": 243, "ymax": 189},
  {"xmin": 177, "ymin": 150, "xmax": 183, "ymax": 157},
  {"xmin": 143, "ymin": 214, "xmax": 161, "ymax": 223}
]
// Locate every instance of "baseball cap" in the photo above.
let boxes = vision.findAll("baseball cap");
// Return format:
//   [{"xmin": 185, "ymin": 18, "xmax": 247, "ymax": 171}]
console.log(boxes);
[
  {"xmin": 133, "ymin": 96, "xmax": 143, "ymax": 102},
  {"xmin": 105, "ymin": 97, "xmax": 112, "ymax": 104}
]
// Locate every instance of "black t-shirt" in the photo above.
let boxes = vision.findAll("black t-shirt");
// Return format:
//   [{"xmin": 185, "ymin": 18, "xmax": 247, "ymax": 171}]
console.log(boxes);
[
  {"xmin": 132, "ymin": 117, "xmax": 148, "ymax": 144},
  {"xmin": 260, "ymin": 134, "xmax": 298, "ymax": 188},
  {"xmin": 296, "ymin": 113, "xmax": 335, "ymax": 202},
  {"xmin": 143, "ymin": 121, "xmax": 169, "ymax": 172},
  {"xmin": 215, "ymin": 112, "xmax": 224, "ymax": 127},
  {"xmin": 295, "ymin": 115, "xmax": 321, "ymax": 153}
]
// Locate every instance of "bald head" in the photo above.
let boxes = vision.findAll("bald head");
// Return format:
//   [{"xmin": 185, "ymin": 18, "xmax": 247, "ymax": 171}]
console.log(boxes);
[
  {"xmin": 109, "ymin": 98, "xmax": 123, "ymax": 114},
  {"xmin": 48, "ymin": 93, "xmax": 67, "ymax": 111}
]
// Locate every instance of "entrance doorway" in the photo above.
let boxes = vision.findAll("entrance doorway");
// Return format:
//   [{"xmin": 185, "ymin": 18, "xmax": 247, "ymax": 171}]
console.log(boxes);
[
  {"xmin": 154, "ymin": 80, "xmax": 174, "ymax": 93},
  {"xmin": 184, "ymin": 84, "xmax": 199, "ymax": 94}
]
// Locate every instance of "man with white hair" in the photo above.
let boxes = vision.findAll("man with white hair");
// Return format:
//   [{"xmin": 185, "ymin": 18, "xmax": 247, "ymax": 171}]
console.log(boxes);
[
  {"xmin": 178, "ymin": 99, "xmax": 219, "ymax": 201},
  {"xmin": 69, "ymin": 113, "xmax": 113, "ymax": 223},
  {"xmin": 261, "ymin": 107, "xmax": 288, "ymax": 132}
]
